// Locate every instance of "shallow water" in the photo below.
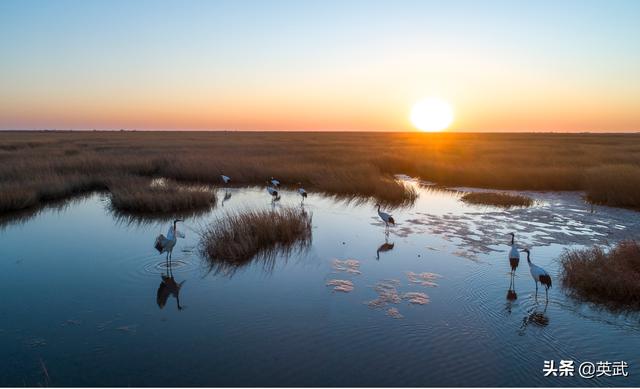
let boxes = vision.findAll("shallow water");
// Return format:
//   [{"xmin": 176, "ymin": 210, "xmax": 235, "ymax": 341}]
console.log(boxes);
[{"xmin": 1, "ymin": 182, "xmax": 639, "ymax": 386}]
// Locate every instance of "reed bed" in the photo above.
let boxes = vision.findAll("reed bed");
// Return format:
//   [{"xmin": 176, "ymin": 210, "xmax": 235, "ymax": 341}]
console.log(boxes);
[
  {"xmin": 0, "ymin": 131, "xmax": 639, "ymax": 215},
  {"xmin": 199, "ymin": 207, "xmax": 312, "ymax": 276},
  {"xmin": 108, "ymin": 177, "xmax": 216, "ymax": 215},
  {"xmin": 559, "ymin": 240, "xmax": 640, "ymax": 310},
  {"xmin": 460, "ymin": 192, "xmax": 534, "ymax": 208}
]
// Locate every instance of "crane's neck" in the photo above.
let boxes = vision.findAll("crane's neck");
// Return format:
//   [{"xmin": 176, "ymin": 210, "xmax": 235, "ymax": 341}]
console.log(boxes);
[
  {"xmin": 526, "ymin": 251, "xmax": 531, "ymax": 263},
  {"xmin": 510, "ymin": 235, "xmax": 514, "ymax": 245}
]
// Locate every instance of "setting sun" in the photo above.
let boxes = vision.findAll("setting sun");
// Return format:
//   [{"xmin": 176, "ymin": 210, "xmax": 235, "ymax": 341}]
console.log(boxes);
[{"xmin": 410, "ymin": 98, "xmax": 454, "ymax": 132}]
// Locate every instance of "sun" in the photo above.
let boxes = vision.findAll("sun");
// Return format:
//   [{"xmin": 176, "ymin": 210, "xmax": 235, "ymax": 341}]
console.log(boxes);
[{"xmin": 410, "ymin": 98, "xmax": 454, "ymax": 132}]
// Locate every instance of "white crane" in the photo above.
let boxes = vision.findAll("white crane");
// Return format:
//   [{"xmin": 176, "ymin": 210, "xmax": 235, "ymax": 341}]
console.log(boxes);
[
  {"xmin": 522, "ymin": 248, "xmax": 552, "ymax": 301},
  {"xmin": 375, "ymin": 203, "xmax": 395, "ymax": 230},
  {"xmin": 154, "ymin": 219, "xmax": 185, "ymax": 261},
  {"xmin": 297, "ymin": 183, "xmax": 307, "ymax": 202},
  {"xmin": 221, "ymin": 174, "xmax": 231, "ymax": 184},
  {"xmin": 508, "ymin": 232, "xmax": 520, "ymax": 273},
  {"xmin": 270, "ymin": 177, "xmax": 280, "ymax": 187}
]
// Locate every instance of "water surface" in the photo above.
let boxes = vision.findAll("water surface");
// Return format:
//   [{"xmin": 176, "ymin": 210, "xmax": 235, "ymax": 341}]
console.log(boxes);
[{"xmin": 1, "ymin": 183, "xmax": 639, "ymax": 386}]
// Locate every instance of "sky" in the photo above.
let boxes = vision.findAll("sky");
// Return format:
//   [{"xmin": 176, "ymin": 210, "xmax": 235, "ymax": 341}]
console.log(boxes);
[{"xmin": 1, "ymin": 0, "xmax": 639, "ymax": 132}]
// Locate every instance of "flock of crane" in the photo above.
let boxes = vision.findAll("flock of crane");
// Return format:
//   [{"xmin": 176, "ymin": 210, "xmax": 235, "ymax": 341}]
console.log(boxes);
[
  {"xmin": 155, "ymin": 174, "xmax": 553, "ymax": 305},
  {"xmin": 222, "ymin": 174, "xmax": 307, "ymax": 203}
]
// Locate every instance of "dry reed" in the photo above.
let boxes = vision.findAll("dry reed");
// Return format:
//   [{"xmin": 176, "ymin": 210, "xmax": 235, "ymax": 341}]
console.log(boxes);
[
  {"xmin": 559, "ymin": 240, "xmax": 640, "ymax": 310},
  {"xmin": 460, "ymin": 192, "xmax": 534, "ymax": 208},
  {"xmin": 107, "ymin": 176, "xmax": 216, "ymax": 215},
  {"xmin": 199, "ymin": 207, "xmax": 312, "ymax": 276},
  {"xmin": 1, "ymin": 131, "xmax": 639, "ymax": 215}
]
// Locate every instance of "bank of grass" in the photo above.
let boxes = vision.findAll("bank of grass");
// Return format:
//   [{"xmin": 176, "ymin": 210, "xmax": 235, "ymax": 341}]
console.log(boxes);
[
  {"xmin": 584, "ymin": 165, "xmax": 640, "ymax": 210},
  {"xmin": 199, "ymin": 208, "xmax": 312, "ymax": 275},
  {"xmin": 460, "ymin": 192, "xmax": 534, "ymax": 208},
  {"xmin": 0, "ymin": 131, "xmax": 639, "ymax": 215},
  {"xmin": 560, "ymin": 240, "xmax": 640, "ymax": 310},
  {"xmin": 108, "ymin": 177, "xmax": 216, "ymax": 215}
]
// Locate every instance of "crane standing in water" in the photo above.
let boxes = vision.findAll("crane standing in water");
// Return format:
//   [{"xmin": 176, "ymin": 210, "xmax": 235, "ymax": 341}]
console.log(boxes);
[
  {"xmin": 266, "ymin": 183, "xmax": 279, "ymax": 201},
  {"xmin": 508, "ymin": 232, "xmax": 520, "ymax": 274},
  {"xmin": 297, "ymin": 183, "xmax": 307, "ymax": 203},
  {"xmin": 375, "ymin": 204, "xmax": 395, "ymax": 233},
  {"xmin": 522, "ymin": 248, "xmax": 552, "ymax": 301},
  {"xmin": 154, "ymin": 219, "xmax": 185, "ymax": 261}
]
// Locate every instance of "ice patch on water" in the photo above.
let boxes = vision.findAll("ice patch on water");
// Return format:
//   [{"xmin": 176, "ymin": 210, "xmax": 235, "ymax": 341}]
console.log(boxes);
[
  {"xmin": 332, "ymin": 259, "xmax": 361, "ymax": 275},
  {"xmin": 326, "ymin": 279, "xmax": 354, "ymax": 293},
  {"xmin": 386, "ymin": 307, "xmax": 404, "ymax": 319},
  {"xmin": 395, "ymin": 191, "xmax": 640, "ymax": 260},
  {"xmin": 403, "ymin": 292, "xmax": 430, "ymax": 305},
  {"xmin": 407, "ymin": 271, "xmax": 440, "ymax": 287}
]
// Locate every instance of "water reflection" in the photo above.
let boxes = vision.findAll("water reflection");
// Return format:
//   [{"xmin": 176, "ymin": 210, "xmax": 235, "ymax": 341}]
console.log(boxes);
[
  {"xmin": 376, "ymin": 238, "xmax": 395, "ymax": 260},
  {"xmin": 505, "ymin": 276, "xmax": 518, "ymax": 315},
  {"xmin": 0, "ymin": 194, "xmax": 92, "ymax": 229},
  {"xmin": 3, "ymin": 183, "xmax": 640, "ymax": 386},
  {"xmin": 519, "ymin": 302, "xmax": 550, "ymax": 334},
  {"xmin": 221, "ymin": 190, "xmax": 232, "ymax": 207},
  {"xmin": 157, "ymin": 256, "xmax": 186, "ymax": 310}
]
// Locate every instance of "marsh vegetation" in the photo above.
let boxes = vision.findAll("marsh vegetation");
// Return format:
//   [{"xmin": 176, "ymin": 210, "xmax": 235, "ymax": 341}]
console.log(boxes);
[
  {"xmin": 560, "ymin": 240, "xmax": 640, "ymax": 310},
  {"xmin": 108, "ymin": 176, "xmax": 216, "ymax": 215},
  {"xmin": 1, "ymin": 131, "xmax": 639, "ymax": 215},
  {"xmin": 460, "ymin": 192, "xmax": 534, "ymax": 208},
  {"xmin": 199, "ymin": 207, "xmax": 312, "ymax": 275}
]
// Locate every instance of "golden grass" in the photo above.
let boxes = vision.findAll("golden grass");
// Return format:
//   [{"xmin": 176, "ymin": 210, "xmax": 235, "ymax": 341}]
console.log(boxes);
[
  {"xmin": 460, "ymin": 192, "xmax": 534, "ymax": 208},
  {"xmin": 560, "ymin": 240, "xmax": 640, "ymax": 310},
  {"xmin": 0, "ymin": 131, "xmax": 639, "ymax": 214},
  {"xmin": 584, "ymin": 165, "xmax": 640, "ymax": 209},
  {"xmin": 199, "ymin": 207, "xmax": 312, "ymax": 276},
  {"xmin": 107, "ymin": 177, "xmax": 216, "ymax": 215}
]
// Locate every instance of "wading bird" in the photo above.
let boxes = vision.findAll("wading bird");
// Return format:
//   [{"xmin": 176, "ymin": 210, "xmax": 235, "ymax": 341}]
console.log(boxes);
[
  {"xmin": 297, "ymin": 183, "xmax": 307, "ymax": 202},
  {"xmin": 508, "ymin": 232, "xmax": 520, "ymax": 273},
  {"xmin": 522, "ymin": 248, "xmax": 552, "ymax": 301},
  {"xmin": 270, "ymin": 177, "xmax": 280, "ymax": 187},
  {"xmin": 154, "ymin": 219, "xmax": 184, "ymax": 260},
  {"xmin": 221, "ymin": 174, "xmax": 231, "ymax": 184},
  {"xmin": 375, "ymin": 203, "xmax": 395, "ymax": 231},
  {"xmin": 266, "ymin": 184, "xmax": 279, "ymax": 200}
]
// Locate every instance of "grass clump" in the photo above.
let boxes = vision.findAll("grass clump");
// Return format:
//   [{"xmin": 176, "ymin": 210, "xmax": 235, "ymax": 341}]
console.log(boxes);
[
  {"xmin": 460, "ymin": 192, "xmax": 534, "ymax": 208},
  {"xmin": 108, "ymin": 177, "xmax": 216, "ymax": 215},
  {"xmin": 560, "ymin": 240, "xmax": 640, "ymax": 310},
  {"xmin": 199, "ymin": 207, "xmax": 312, "ymax": 275}
]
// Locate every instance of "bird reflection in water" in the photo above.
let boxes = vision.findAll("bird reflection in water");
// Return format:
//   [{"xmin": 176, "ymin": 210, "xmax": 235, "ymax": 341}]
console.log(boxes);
[
  {"xmin": 154, "ymin": 219, "xmax": 186, "ymax": 310},
  {"xmin": 505, "ymin": 275, "xmax": 518, "ymax": 315},
  {"xmin": 376, "ymin": 238, "xmax": 395, "ymax": 260},
  {"xmin": 157, "ymin": 256, "xmax": 186, "ymax": 311},
  {"xmin": 221, "ymin": 191, "xmax": 232, "ymax": 207},
  {"xmin": 518, "ymin": 301, "xmax": 549, "ymax": 334}
]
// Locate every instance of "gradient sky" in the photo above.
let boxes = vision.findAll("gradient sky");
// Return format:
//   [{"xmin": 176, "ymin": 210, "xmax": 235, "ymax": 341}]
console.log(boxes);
[{"xmin": 1, "ymin": 0, "xmax": 639, "ymax": 131}]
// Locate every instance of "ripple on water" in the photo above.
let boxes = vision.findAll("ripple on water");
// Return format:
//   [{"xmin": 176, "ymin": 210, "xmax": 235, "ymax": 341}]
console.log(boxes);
[{"xmin": 115, "ymin": 251, "xmax": 200, "ymax": 284}]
